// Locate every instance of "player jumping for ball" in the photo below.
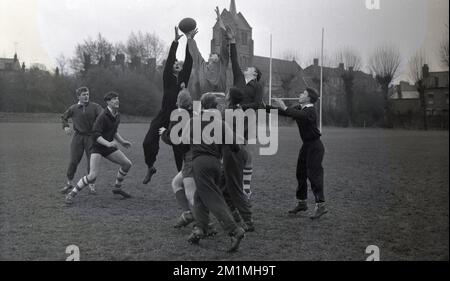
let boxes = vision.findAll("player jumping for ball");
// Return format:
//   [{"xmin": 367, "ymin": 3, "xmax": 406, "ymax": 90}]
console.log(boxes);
[{"xmin": 142, "ymin": 26, "xmax": 193, "ymax": 185}]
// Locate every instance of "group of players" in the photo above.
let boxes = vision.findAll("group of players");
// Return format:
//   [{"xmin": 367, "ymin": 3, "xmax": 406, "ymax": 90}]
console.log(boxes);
[{"xmin": 60, "ymin": 7, "xmax": 327, "ymax": 253}]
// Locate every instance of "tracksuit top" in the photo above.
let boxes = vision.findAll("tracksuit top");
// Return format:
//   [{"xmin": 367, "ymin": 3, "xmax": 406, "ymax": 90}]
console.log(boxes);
[
  {"xmin": 161, "ymin": 41, "xmax": 193, "ymax": 114},
  {"xmin": 61, "ymin": 102, "xmax": 103, "ymax": 135}
]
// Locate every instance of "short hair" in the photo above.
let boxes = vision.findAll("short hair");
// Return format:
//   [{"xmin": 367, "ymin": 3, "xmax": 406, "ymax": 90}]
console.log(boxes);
[
  {"xmin": 103, "ymin": 91, "xmax": 119, "ymax": 102},
  {"xmin": 76, "ymin": 86, "xmax": 89, "ymax": 96},
  {"xmin": 305, "ymin": 87, "xmax": 319, "ymax": 103},
  {"xmin": 200, "ymin": 93, "xmax": 218, "ymax": 109},
  {"xmin": 229, "ymin": 87, "xmax": 243, "ymax": 105},
  {"xmin": 254, "ymin": 66, "xmax": 262, "ymax": 82},
  {"xmin": 177, "ymin": 88, "xmax": 192, "ymax": 110}
]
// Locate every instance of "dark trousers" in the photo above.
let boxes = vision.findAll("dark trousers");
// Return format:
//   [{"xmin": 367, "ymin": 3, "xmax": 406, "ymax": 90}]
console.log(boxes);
[
  {"xmin": 296, "ymin": 139, "xmax": 325, "ymax": 203},
  {"xmin": 143, "ymin": 112, "xmax": 183, "ymax": 171},
  {"xmin": 221, "ymin": 146, "xmax": 252, "ymax": 222},
  {"xmin": 67, "ymin": 133, "xmax": 93, "ymax": 181},
  {"xmin": 192, "ymin": 155, "xmax": 238, "ymax": 234}
]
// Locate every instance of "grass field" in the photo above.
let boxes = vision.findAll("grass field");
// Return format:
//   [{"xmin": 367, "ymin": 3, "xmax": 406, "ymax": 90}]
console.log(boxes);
[{"xmin": 0, "ymin": 122, "xmax": 448, "ymax": 261}]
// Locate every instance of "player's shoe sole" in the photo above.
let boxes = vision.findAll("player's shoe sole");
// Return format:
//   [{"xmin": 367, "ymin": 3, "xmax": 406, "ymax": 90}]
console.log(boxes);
[
  {"xmin": 60, "ymin": 185, "xmax": 73, "ymax": 194},
  {"xmin": 227, "ymin": 227, "xmax": 245, "ymax": 253},
  {"xmin": 288, "ymin": 201, "xmax": 308, "ymax": 214},
  {"xmin": 112, "ymin": 188, "xmax": 131, "ymax": 198},
  {"xmin": 142, "ymin": 167, "xmax": 157, "ymax": 184}
]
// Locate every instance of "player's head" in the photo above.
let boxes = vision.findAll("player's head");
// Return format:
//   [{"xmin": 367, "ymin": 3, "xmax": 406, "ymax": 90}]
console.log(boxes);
[
  {"xmin": 244, "ymin": 66, "xmax": 262, "ymax": 82},
  {"xmin": 208, "ymin": 53, "xmax": 219, "ymax": 64},
  {"xmin": 104, "ymin": 91, "xmax": 120, "ymax": 109},
  {"xmin": 299, "ymin": 87, "xmax": 319, "ymax": 104},
  {"xmin": 177, "ymin": 87, "xmax": 193, "ymax": 110},
  {"xmin": 173, "ymin": 59, "xmax": 183, "ymax": 74},
  {"xmin": 76, "ymin": 86, "xmax": 90, "ymax": 103},
  {"xmin": 200, "ymin": 92, "xmax": 218, "ymax": 109},
  {"xmin": 227, "ymin": 87, "xmax": 243, "ymax": 106}
]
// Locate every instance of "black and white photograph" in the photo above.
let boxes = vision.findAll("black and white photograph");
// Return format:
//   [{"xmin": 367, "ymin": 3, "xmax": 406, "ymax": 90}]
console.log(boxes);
[{"xmin": 0, "ymin": 0, "xmax": 448, "ymax": 272}]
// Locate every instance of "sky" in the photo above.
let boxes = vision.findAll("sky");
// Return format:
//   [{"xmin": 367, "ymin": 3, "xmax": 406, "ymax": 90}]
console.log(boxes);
[{"xmin": 0, "ymin": 0, "xmax": 448, "ymax": 82}]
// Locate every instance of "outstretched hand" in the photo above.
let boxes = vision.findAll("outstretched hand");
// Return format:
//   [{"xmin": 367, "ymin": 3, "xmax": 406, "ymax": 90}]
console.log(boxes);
[
  {"xmin": 216, "ymin": 6, "xmax": 226, "ymax": 30},
  {"xmin": 226, "ymin": 26, "xmax": 236, "ymax": 41},
  {"xmin": 272, "ymin": 98, "xmax": 287, "ymax": 110},
  {"xmin": 158, "ymin": 127, "xmax": 167, "ymax": 136},
  {"xmin": 215, "ymin": 6, "xmax": 220, "ymax": 19},
  {"xmin": 174, "ymin": 26, "xmax": 183, "ymax": 42},
  {"xmin": 186, "ymin": 28, "xmax": 198, "ymax": 39}
]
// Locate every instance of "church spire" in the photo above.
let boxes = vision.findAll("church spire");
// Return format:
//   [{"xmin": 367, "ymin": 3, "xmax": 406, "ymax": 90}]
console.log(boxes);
[{"xmin": 230, "ymin": 0, "xmax": 237, "ymax": 16}]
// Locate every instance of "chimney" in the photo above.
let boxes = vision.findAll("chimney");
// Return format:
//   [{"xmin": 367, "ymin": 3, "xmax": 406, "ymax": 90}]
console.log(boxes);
[
  {"xmin": 313, "ymin": 58, "xmax": 319, "ymax": 66},
  {"xmin": 338, "ymin": 63, "xmax": 344, "ymax": 70},
  {"xmin": 422, "ymin": 64, "xmax": 429, "ymax": 78}
]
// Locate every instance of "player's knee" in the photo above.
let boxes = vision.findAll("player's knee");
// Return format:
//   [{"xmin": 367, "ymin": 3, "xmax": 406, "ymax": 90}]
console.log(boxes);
[
  {"xmin": 122, "ymin": 159, "xmax": 132, "ymax": 171},
  {"xmin": 87, "ymin": 173, "xmax": 97, "ymax": 183}
]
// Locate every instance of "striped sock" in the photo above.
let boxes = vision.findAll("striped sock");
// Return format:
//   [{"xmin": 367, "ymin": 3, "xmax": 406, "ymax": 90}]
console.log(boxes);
[
  {"xmin": 73, "ymin": 176, "xmax": 90, "ymax": 193},
  {"xmin": 115, "ymin": 168, "xmax": 128, "ymax": 188},
  {"xmin": 243, "ymin": 167, "xmax": 253, "ymax": 193}
]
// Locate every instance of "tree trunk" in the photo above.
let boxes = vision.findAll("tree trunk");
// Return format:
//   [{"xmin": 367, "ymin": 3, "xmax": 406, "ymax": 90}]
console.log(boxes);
[{"xmin": 382, "ymin": 83, "xmax": 393, "ymax": 128}]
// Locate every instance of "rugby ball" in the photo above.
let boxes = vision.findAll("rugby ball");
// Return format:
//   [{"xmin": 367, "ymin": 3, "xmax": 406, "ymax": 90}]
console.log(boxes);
[{"xmin": 178, "ymin": 18, "xmax": 197, "ymax": 34}]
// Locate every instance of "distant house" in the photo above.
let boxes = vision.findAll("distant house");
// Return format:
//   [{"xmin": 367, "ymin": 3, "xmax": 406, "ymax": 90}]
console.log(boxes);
[
  {"xmin": 389, "ymin": 81, "xmax": 421, "ymax": 115},
  {"xmin": 0, "ymin": 53, "xmax": 21, "ymax": 72},
  {"xmin": 389, "ymin": 65, "xmax": 449, "ymax": 128},
  {"xmin": 422, "ymin": 65, "xmax": 449, "ymax": 117}
]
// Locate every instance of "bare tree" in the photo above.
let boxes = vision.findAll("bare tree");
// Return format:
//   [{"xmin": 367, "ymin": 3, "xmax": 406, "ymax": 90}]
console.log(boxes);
[
  {"xmin": 55, "ymin": 54, "xmax": 68, "ymax": 76},
  {"xmin": 334, "ymin": 47, "xmax": 363, "ymax": 126},
  {"xmin": 408, "ymin": 50, "xmax": 428, "ymax": 130},
  {"xmin": 335, "ymin": 47, "xmax": 363, "ymax": 71},
  {"xmin": 126, "ymin": 31, "xmax": 167, "ymax": 65},
  {"xmin": 368, "ymin": 45, "xmax": 402, "ymax": 127},
  {"xmin": 70, "ymin": 33, "xmax": 114, "ymax": 73},
  {"xmin": 439, "ymin": 24, "xmax": 449, "ymax": 68}
]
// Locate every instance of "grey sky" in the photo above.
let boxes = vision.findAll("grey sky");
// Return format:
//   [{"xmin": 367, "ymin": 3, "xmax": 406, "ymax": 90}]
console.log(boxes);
[{"xmin": 1, "ymin": 0, "xmax": 448, "ymax": 82}]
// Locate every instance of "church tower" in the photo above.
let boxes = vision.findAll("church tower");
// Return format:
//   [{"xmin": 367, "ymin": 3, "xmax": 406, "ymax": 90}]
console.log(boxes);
[{"xmin": 210, "ymin": 0, "xmax": 254, "ymax": 69}]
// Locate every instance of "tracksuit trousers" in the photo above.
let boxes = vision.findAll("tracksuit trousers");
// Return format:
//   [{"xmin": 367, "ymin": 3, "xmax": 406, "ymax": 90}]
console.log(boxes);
[
  {"xmin": 296, "ymin": 139, "xmax": 325, "ymax": 203},
  {"xmin": 192, "ymin": 154, "xmax": 238, "ymax": 234},
  {"xmin": 66, "ymin": 133, "xmax": 93, "ymax": 181}
]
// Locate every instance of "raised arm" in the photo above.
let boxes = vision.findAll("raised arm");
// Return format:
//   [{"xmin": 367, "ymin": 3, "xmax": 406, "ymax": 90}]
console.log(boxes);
[
  {"xmin": 215, "ymin": 6, "xmax": 226, "ymax": 31},
  {"xmin": 187, "ymin": 31, "xmax": 206, "ymax": 68},
  {"xmin": 285, "ymin": 107, "xmax": 317, "ymax": 122},
  {"xmin": 179, "ymin": 40, "xmax": 193, "ymax": 87},
  {"xmin": 219, "ymin": 30, "xmax": 229, "ymax": 67},
  {"xmin": 163, "ymin": 27, "xmax": 182, "ymax": 80},
  {"xmin": 230, "ymin": 42, "xmax": 245, "ymax": 87}
]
